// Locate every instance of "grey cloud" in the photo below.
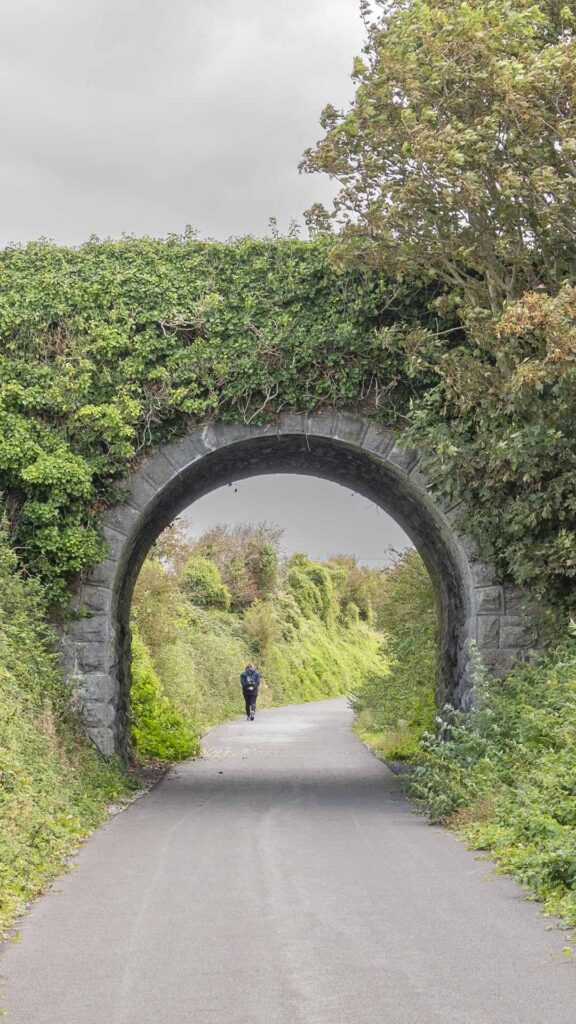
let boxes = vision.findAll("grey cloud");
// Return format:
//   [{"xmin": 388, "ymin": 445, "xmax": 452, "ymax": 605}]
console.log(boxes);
[{"xmin": 0, "ymin": 0, "xmax": 364, "ymax": 243}]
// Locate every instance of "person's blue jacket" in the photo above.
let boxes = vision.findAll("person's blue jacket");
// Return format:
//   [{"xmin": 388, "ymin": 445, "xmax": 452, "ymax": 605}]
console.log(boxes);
[{"xmin": 241, "ymin": 667, "xmax": 260, "ymax": 692}]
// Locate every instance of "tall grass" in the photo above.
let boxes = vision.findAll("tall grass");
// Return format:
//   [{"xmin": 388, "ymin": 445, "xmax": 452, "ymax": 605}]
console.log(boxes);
[{"xmin": 0, "ymin": 529, "xmax": 134, "ymax": 937}]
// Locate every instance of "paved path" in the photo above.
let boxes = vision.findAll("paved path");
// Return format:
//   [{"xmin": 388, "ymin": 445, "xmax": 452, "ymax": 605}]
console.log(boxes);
[{"xmin": 2, "ymin": 698, "xmax": 576, "ymax": 1023}]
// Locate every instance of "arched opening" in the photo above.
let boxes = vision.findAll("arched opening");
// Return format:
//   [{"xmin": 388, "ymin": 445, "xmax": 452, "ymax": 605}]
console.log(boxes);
[{"xmin": 62, "ymin": 413, "xmax": 533, "ymax": 756}]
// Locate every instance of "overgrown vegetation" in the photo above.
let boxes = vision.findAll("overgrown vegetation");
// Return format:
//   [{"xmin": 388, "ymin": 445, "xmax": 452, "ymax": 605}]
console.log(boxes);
[
  {"xmin": 351, "ymin": 552, "xmax": 576, "ymax": 927},
  {"xmin": 0, "ymin": 235, "xmax": 435, "ymax": 607},
  {"xmin": 0, "ymin": 527, "xmax": 134, "ymax": 938},
  {"xmin": 410, "ymin": 640, "xmax": 576, "ymax": 927},
  {"xmin": 352, "ymin": 550, "xmax": 437, "ymax": 759},
  {"xmin": 130, "ymin": 523, "xmax": 389, "ymax": 759}
]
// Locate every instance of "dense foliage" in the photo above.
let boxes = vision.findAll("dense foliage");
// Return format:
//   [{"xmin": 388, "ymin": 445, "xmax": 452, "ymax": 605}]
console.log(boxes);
[
  {"xmin": 303, "ymin": 0, "xmax": 576, "ymax": 310},
  {"xmin": 411, "ymin": 638, "xmax": 576, "ymax": 926},
  {"xmin": 303, "ymin": 0, "xmax": 576, "ymax": 606},
  {"xmin": 0, "ymin": 235, "xmax": 433, "ymax": 606},
  {"xmin": 352, "ymin": 550, "xmax": 437, "ymax": 758},
  {"xmin": 130, "ymin": 524, "xmax": 389, "ymax": 759},
  {"xmin": 0, "ymin": 527, "xmax": 134, "ymax": 938}
]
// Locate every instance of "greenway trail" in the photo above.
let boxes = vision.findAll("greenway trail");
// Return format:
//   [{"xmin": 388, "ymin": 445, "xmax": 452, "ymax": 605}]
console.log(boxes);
[{"xmin": 2, "ymin": 699, "xmax": 576, "ymax": 1023}]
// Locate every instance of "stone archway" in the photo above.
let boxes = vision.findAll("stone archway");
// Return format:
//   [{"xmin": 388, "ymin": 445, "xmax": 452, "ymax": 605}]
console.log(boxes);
[{"xmin": 60, "ymin": 412, "xmax": 535, "ymax": 756}]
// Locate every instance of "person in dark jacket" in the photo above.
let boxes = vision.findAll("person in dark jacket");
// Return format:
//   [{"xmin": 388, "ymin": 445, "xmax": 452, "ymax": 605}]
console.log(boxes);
[{"xmin": 240, "ymin": 663, "xmax": 260, "ymax": 721}]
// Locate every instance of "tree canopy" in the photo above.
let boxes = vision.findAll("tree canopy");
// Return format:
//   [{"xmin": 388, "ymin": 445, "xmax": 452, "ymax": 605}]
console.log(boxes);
[{"xmin": 303, "ymin": 0, "xmax": 576, "ymax": 606}]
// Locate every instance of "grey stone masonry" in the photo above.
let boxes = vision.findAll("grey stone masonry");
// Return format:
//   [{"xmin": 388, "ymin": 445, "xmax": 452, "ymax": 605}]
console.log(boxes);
[{"xmin": 60, "ymin": 412, "xmax": 540, "ymax": 757}]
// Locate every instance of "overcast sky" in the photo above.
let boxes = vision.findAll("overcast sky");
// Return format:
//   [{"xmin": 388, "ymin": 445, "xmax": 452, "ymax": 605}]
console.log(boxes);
[
  {"xmin": 0, "ymin": 1, "xmax": 410, "ymax": 561},
  {"xmin": 0, "ymin": 0, "xmax": 366, "ymax": 246},
  {"xmin": 179, "ymin": 477, "xmax": 410, "ymax": 568}
]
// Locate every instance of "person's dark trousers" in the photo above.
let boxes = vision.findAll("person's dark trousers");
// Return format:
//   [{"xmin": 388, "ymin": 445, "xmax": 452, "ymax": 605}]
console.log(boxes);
[{"xmin": 244, "ymin": 691, "xmax": 257, "ymax": 717}]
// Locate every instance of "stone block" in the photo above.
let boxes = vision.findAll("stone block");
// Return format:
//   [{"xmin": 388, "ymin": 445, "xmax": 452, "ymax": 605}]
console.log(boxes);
[
  {"xmin": 361, "ymin": 423, "xmax": 395, "ymax": 458},
  {"xmin": 386, "ymin": 444, "xmax": 418, "ymax": 474},
  {"xmin": 81, "ymin": 699, "xmax": 117, "ymax": 729},
  {"xmin": 66, "ymin": 614, "xmax": 111, "ymax": 642},
  {"xmin": 278, "ymin": 411, "xmax": 308, "ymax": 435},
  {"xmin": 475, "ymin": 586, "xmax": 504, "ymax": 613},
  {"xmin": 102, "ymin": 502, "xmax": 140, "ymax": 538},
  {"xmin": 78, "ymin": 585, "xmax": 113, "ymax": 614},
  {"xmin": 85, "ymin": 557, "xmax": 118, "ymax": 589},
  {"xmin": 504, "ymin": 587, "xmax": 535, "ymax": 615},
  {"xmin": 477, "ymin": 615, "xmax": 500, "ymax": 648},
  {"xmin": 76, "ymin": 642, "xmax": 116, "ymax": 674},
  {"xmin": 471, "ymin": 563, "xmax": 498, "ymax": 587},
  {"xmin": 124, "ymin": 474, "xmax": 156, "ymax": 513},
  {"xmin": 306, "ymin": 410, "xmax": 338, "ymax": 438},
  {"xmin": 101, "ymin": 526, "xmax": 127, "ymax": 562},
  {"xmin": 333, "ymin": 412, "xmax": 368, "ymax": 446},
  {"xmin": 58, "ymin": 639, "xmax": 78, "ymax": 675},
  {"xmin": 77, "ymin": 672, "xmax": 118, "ymax": 704},
  {"xmin": 138, "ymin": 449, "xmax": 181, "ymax": 490},
  {"xmin": 161, "ymin": 433, "xmax": 209, "ymax": 472},
  {"xmin": 201, "ymin": 421, "xmax": 256, "ymax": 451},
  {"xmin": 86, "ymin": 725, "xmax": 117, "ymax": 757},
  {"xmin": 408, "ymin": 465, "xmax": 431, "ymax": 492},
  {"xmin": 500, "ymin": 616, "xmax": 532, "ymax": 648}
]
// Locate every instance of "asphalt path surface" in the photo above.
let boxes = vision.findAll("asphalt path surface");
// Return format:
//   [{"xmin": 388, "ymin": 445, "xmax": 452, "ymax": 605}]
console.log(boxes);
[{"xmin": 2, "ymin": 697, "xmax": 576, "ymax": 1023}]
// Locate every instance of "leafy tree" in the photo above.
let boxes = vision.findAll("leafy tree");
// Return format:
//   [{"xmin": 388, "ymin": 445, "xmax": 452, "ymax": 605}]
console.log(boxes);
[
  {"xmin": 303, "ymin": 0, "xmax": 576, "ymax": 607},
  {"xmin": 191, "ymin": 523, "xmax": 281, "ymax": 609},
  {"xmin": 182, "ymin": 557, "xmax": 231, "ymax": 610},
  {"xmin": 303, "ymin": 0, "xmax": 576, "ymax": 314}
]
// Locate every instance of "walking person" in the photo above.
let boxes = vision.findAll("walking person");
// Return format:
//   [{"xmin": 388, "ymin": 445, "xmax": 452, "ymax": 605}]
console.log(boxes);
[{"xmin": 241, "ymin": 662, "xmax": 260, "ymax": 721}]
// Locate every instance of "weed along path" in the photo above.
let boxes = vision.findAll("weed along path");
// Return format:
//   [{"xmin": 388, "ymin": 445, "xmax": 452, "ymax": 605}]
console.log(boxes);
[{"xmin": 2, "ymin": 699, "xmax": 576, "ymax": 1023}]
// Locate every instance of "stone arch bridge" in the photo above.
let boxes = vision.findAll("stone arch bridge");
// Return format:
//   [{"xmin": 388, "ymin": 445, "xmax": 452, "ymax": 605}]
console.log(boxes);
[{"xmin": 62, "ymin": 411, "xmax": 535, "ymax": 757}]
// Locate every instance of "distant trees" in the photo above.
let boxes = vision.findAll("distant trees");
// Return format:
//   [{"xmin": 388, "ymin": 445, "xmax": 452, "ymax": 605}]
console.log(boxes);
[
  {"xmin": 189, "ymin": 523, "xmax": 281, "ymax": 609},
  {"xmin": 182, "ymin": 557, "xmax": 231, "ymax": 610}
]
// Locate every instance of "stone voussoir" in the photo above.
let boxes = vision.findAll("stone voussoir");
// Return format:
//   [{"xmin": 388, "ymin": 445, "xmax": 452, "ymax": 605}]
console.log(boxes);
[
  {"xmin": 161, "ymin": 432, "xmax": 211, "ymax": 472},
  {"xmin": 333, "ymin": 412, "xmax": 370, "ymax": 446},
  {"xmin": 305, "ymin": 409, "xmax": 339, "ymax": 438},
  {"xmin": 138, "ymin": 449, "xmax": 182, "ymax": 490},
  {"xmin": 361, "ymin": 422, "xmax": 395, "ymax": 458},
  {"xmin": 386, "ymin": 444, "xmax": 418, "ymax": 474}
]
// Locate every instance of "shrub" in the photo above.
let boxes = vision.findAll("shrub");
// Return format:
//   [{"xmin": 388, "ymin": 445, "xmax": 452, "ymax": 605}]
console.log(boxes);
[
  {"xmin": 130, "ymin": 627, "xmax": 199, "ymax": 760},
  {"xmin": 351, "ymin": 550, "xmax": 437, "ymax": 758},
  {"xmin": 182, "ymin": 557, "xmax": 231, "ymax": 610}
]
